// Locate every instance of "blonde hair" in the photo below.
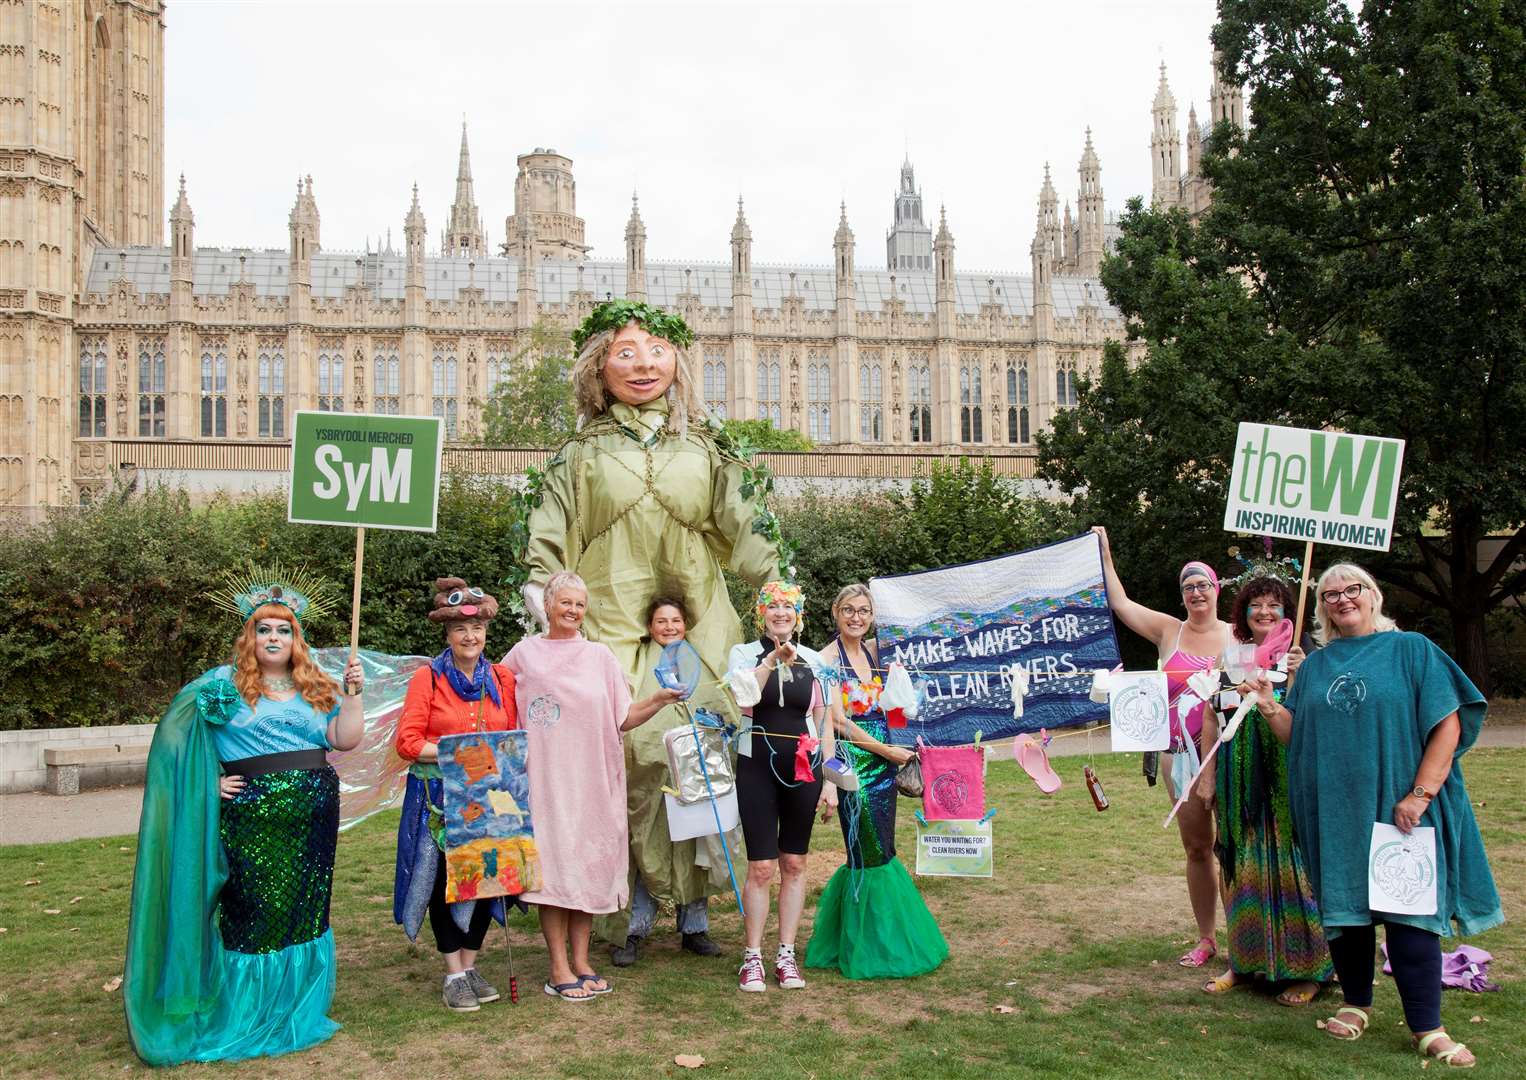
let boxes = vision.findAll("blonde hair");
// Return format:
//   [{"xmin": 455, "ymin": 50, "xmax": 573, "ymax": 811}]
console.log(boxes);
[
  {"xmin": 543, "ymin": 570, "xmax": 589, "ymax": 607},
  {"xmin": 831, "ymin": 583, "xmax": 873, "ymax": 622},
  {"xmin": 231, "ymin": 603, "xmax": 339, "ymax": 712},
  {"xmin": 1311, "ymin": 562, "xmax": 1398, "ymax": 645},
  {"xmin": 569, "ymin": 326, "xmax": 707, "ymax": 436}
]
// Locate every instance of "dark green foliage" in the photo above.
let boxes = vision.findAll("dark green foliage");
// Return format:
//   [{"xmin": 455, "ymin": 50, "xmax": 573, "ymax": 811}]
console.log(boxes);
[
  {"xmin": 0, "ymin": 476, "xmax": 524, "ymax": 730},
  {"xmin": 478, "ymin": 320, "xmax": 576, "ymax": 448},
  {"xmin": 570, "ymin": 299, "xmax": 695, "ymax": 353}
]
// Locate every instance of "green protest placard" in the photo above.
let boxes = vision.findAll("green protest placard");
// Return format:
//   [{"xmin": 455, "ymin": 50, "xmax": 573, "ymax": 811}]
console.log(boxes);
[
  {"xmin": 915, "ymin": 818, "xmax": 994, "ymax": 878},
  {"xmin": 1224, "ymin": 422, "xmax": 1405, "ymax": 552},
  {"xmin": 288, "ymin": 411, "xmax": 444, "ymax": 532}
]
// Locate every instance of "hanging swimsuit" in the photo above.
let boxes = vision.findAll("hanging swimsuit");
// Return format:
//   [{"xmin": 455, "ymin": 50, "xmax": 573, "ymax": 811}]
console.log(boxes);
[{"xmin": 1161, "ymin": 622, "xmax": 1228, "ymax": 751}]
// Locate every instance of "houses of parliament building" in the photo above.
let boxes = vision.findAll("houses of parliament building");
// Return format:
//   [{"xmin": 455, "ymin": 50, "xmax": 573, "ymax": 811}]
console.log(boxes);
[{"xmin": 0, "ymin": 0, "xmax": 1243, "ymax": 514}]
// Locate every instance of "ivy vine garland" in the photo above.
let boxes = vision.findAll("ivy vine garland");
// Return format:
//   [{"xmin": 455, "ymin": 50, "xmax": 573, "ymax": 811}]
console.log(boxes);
[{"xmin": 570, "ymin": 299, "xmax": 696, "ymax": 354}]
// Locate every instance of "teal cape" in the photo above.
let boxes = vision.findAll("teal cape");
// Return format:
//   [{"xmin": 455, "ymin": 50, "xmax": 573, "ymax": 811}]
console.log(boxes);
[
  {"xmin": 1285, "ymin": 631, "xmax": 1503, "ymax": 940},
  {"xmin": 123, "ymin": 668, "xmax": 339, "ymax": 1065}
]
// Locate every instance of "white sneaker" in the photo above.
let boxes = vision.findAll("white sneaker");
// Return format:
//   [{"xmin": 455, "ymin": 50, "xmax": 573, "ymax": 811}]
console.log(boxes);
[
  {"xmin": 738, "ymin": 952, "xmax": 766, "ymax": 992},
  {"xmin": 775, "ymin": 950, "xmax": 806, "ymax": 989}
]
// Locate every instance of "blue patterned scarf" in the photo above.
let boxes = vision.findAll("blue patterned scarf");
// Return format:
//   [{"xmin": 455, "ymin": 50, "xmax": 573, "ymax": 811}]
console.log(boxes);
[{"xmin": 431, "ymin": 649, "xmax": 501, "ymax": 707}]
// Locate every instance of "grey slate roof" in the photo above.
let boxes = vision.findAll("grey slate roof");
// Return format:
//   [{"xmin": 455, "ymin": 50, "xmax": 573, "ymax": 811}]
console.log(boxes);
[{"xmin": 85, "ymin": 249, "xmax": 1120, "ymax": 319}]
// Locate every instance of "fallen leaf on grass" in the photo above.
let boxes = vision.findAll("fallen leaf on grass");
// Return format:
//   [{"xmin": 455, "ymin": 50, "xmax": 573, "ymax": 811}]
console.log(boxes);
[
  {"xmin": 42, "ymin": 908, "xmax": 62, "ymax": 915},
  {"xmin": 1198, "ymin": 1027, "xmax": 1208, "ymax": 1036},
  {"xmin": 68, "ymin": 927, "xmax": 80, "ymax": 933},
  {"xmin": 0, "ymin": 926, "xmax": 8, "ymax": 934},
  {"xmin": 23, "ymin": 879, "xmax": 40, "ymax": 886},
  {"xmin": 1470, "ymin": 1015, "xmax": 1483, "ymax": 1023},
  {"xmin": 69, "ymin": 896, "xmax": 84, "ymax": 905},
  {"xmin": 119, "ymin": 846, "xmax": 131, "ymax": 853},
  {"xmin": 674, "ymin": 1054, "xmax": 705, "ymax": 1069},
  {"xmin": 1315, "ymin": 1020, "xmax": 1327, "ymax": 1030},
  {"xmin": 103, "ymin": 976, "xmax": 122, "ymax": 993},
  {"xmin": 992, "ymin": 1005, "xmax": 1015, "ymax": 1014}
]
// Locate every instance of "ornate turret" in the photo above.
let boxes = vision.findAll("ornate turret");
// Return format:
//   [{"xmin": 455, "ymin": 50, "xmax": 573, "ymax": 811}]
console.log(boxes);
[{"xmin": 442, "ymin": 122, "xmax": 486, "ymax": 258}]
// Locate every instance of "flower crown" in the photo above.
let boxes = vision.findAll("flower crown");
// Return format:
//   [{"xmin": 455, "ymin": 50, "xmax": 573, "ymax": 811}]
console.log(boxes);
[
  {"xmin": 211, "ymin": 562, "xmax": 338, "ymax": 625},
  {"xmin": 571, "ymin": 300, "xmax": 695, "ymax": 354}
]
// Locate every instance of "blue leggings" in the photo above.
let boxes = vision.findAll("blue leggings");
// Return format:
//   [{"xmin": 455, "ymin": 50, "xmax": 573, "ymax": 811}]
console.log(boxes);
[{"xmin": 1327, "ymin": 921, "xmax": 1442, "ymax": 1032}]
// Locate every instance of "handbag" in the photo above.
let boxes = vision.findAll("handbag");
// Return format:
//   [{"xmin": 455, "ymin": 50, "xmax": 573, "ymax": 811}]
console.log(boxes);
[{"xmin": 894, "ymin": 754, "xmax": 924, "ymax": 798}]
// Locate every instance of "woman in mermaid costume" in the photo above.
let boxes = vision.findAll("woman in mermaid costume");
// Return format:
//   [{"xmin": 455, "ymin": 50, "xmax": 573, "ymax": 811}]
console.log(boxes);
[
  {"xmin": 124, "ymin": 567, "xmax": 365, "ymax": 1065},
  {"xmin": 806, "ymin": 584, "xmax": 948, "ymax": 979}
]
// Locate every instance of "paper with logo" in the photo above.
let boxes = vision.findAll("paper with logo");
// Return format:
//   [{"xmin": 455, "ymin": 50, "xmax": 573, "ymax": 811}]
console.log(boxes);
[
  {"xmin": 438, "ymin": 730, "xmax": 541, "ymax": 903},
  {"xmin": 919, "ymin": 743, "xmax": 985, "ymax": 822},
  {"xmin": 915, "ymin": 818, "xmax": 994, "ymax": 877},
  {"xmin": 1368, "ymin": 822, "xmax": 1437, "ymax": 917},
  {"xmin": 871, "ymin": 533, "xmax": 1123, "ymax": 746},
  {"xmin": 1108, "ymin": 671, "xmax": 1171, "ymax": 752}
]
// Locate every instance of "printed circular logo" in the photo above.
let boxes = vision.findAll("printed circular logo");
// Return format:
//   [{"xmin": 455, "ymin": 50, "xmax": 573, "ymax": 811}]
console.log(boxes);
[
  {"xmin": 1326, "ymin": 672, "xmax": 1368, "ymax": 716},
  {"xmin": 527, "ymin": 694, "xmax": 561, "ymax": 729},
  {"xmin": 1371, "ymin": 839, "xmax": 1436, "ymax": 905},
  {"xmin": 930, "ymin": 770, "xmax": 970, "ymax": 816},
  {"xmin": 1114, "ymin": 685, "xmax": 1165, "ymax": 742}
]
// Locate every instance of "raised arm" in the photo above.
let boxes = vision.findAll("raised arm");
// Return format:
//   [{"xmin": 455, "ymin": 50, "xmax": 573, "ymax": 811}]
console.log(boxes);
[{"xmin": 1091, "ymin": 525, "xmax": 1178, "ymax": 647}]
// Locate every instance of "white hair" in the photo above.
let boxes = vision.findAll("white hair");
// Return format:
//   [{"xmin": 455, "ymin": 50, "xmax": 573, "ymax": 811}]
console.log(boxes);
[
  {"xmin": 543, "ymin": 570, "xmax": 589, "ymax": 607},
  {"xmin": 1311, "ymin": 562, "xmax": 1398, "ymax": 645}
]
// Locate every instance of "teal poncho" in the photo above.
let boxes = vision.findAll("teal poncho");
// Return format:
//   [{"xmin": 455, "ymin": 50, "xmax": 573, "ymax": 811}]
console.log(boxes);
[{"xmin": 1285, "ymin": 630, "xmax": 1503, "ymax": 939}]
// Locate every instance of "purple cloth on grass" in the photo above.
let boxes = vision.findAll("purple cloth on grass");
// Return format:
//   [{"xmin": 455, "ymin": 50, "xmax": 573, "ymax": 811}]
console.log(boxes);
[{"xmin": 1381, "ymin": 943, "xmax": 1498, "ymax": 992}]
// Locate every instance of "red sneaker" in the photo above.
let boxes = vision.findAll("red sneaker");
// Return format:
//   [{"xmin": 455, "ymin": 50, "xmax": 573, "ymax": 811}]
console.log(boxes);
[
  {"xmin": 738, "ymin": 953, "xmax": 766, "ymax": 992},
  {"xmin": 775, "ymin": 950, "xmax": 805, "ymax": 989}
]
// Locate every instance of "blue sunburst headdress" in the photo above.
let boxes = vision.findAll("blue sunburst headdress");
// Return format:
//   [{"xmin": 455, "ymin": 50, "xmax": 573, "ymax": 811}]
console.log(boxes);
[{"xmin": 211, "ymin": 562, "xmax": 338, "ymax": 626}]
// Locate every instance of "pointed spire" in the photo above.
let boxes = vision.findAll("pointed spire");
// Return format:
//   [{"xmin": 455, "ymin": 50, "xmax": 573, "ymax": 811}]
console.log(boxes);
[
  {"xmin": 834, "ymin": 200, "xmax": 853, "ymax": 245},
  {"xmin": 935, "ymin": 204, "xmax": 953, "ymax": 244},
  {"xmin": 171, "ymin": 173, "xmax": 192, "ymax": 218},
  {"xmin": 1154, "ymin": 61, "xmax": 1175, "ymax": 109},
  {"xmin": 625, "ymin": 191, "xmax": 645, "ymax": 236},
  {"xmin": 1080, "ymin": 126, "xmax": 1100, "ymax": 171},
  {"xmin": 731, "ymin": 195, "xmax": 751, "ymax": 242},
  {"xmin": 444, "ymin": 121, "xmax": 486, "ymax": 258},
  {"xmin": 1040, "ymin": 163, "xmax": 1058, "ymax": 205}
]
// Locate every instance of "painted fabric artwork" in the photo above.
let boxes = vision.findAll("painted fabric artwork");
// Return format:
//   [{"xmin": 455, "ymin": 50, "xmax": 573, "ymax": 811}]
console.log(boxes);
[
  {"xmin": 919, "ymin": 743, "xmax": 986, "ymax": 822},
  {"xmin": 871, "ymin": 533, "xmax": 1123, "ymax": 746},
  {"xmin": 437, "ymin": 730, "xmax": 540, "ymax": 903}
]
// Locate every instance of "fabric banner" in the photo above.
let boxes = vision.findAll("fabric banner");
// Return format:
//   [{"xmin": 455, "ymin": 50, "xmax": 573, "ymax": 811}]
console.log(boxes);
[
  {"xmin": 915, "ymin": 819, "xmax": 994, "ymax": 877},
  {"xmin": 871, "ymin": 533, "xmax": 1122, "ymax": 746},
  {"xmin": 437, "ymin": 730, "xmax": 541, "ymax": 903}
]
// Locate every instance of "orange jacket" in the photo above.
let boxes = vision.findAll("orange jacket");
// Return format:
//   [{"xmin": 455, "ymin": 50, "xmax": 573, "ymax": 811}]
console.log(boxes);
[{"xmin": 395, "ymin": 663, "xmax": 518, "ymax": 761}]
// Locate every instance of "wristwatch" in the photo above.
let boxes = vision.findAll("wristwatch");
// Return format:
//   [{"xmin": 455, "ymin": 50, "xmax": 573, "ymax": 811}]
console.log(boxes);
[{"xmin": 1411, "ymin": 784, "xmax": 1433, "ymax": 800}]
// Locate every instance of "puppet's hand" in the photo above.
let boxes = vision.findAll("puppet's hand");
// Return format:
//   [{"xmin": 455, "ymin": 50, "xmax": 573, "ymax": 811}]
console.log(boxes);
[{"xmin": 523, "ymin": 582, "xmax": 548, "ymax": 632}]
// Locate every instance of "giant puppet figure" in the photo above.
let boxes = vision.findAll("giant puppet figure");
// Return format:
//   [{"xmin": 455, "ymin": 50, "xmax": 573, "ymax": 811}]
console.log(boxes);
[{"xmin": 514, "ymin": 300, "xmax": 786, "ymax": 955}]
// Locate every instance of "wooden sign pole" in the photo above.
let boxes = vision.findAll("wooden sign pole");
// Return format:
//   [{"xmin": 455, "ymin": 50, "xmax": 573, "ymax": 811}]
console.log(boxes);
[
  {"xmin": 348, "ymin": 526, "xmax": 366, "ymax": 663},
  {"xmin": 1293, "ymin": 539, "xmax": 1315, "ymax": 639}
]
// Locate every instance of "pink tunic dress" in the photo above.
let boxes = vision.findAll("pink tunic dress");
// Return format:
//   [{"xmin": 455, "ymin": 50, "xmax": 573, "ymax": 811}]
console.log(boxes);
[{"xmin": 504, "ymin": 634, "xmax": 633, "ymax": 914}]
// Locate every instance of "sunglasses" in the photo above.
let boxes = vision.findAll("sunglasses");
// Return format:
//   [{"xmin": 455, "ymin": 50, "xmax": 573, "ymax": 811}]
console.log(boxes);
[
  {"xmin": 1320, "ymin": 582, "xmax": 1367, "ymax": 605},
  {"xmin": 447, "ymin": 587, "xmax": 485, "ymax": 606}
]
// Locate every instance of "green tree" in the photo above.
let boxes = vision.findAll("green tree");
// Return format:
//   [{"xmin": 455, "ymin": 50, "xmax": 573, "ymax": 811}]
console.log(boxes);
[
  {"xmin": 1042, "ymin": 0, "xmax": 1526, "ymax": 689},
  {"xmin": 719, "ymin": 418, "xmax": 814, "ymax": 452},
  {"xmin": 479, "ymin": 319, "xmax": 576, "ymax": 447}
]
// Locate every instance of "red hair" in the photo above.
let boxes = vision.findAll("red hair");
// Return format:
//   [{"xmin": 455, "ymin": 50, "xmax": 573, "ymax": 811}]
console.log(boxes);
[{"xmin": 231, "ymin": 603, "xmax": 339, "ymax": 712}]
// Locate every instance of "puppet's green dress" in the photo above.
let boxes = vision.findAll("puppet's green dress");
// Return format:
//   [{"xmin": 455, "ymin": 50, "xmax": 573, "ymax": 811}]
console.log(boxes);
[{"xmin": 526, "ymin": 398, "xmax": 778, "ymax": 912}]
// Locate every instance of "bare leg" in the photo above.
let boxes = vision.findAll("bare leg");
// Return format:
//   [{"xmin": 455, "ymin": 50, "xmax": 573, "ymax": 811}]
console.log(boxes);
[
  {"xmin": 1175, "ymin": 791, "xmax": 1220, "ymax": 943},
  {"xmin": 744, "ymin": 860, "xmax": 776, "ymax": 949},
  {"xmin": 567, "ymin": 910, "xmax": 605, "ymax": 991},
  {"xmin": 538, "ymin": 904, "xmax": 591, "ymax": 999},
  {"xmin": 776, "ymin": 853, "xmax": 808, "ymax": 945}
]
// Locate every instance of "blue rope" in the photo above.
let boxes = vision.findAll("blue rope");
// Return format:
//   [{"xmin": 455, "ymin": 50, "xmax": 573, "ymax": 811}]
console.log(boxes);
[{"xmin": 686, "ymin": 705, "xmax": 745, "ymax": 919}]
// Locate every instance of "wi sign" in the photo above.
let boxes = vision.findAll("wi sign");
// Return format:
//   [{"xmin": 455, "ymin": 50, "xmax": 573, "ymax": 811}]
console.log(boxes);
[
  {"xmin": 1224, "ymin": 422, "xmax": 1405, "ymax": 552},
  {"xmin": 288, "ymin": 411, "xmax": 444, "ymax": 532}
]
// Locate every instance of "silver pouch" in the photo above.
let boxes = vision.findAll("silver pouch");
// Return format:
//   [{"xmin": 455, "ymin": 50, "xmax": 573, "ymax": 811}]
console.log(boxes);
[{"xmin": 664, "ymin": 724, "xmax": 735, "ymax": 804}]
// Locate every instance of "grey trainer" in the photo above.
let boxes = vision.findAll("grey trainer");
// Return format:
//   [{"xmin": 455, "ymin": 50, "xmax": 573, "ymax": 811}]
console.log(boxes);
[
  {"xmin": 464, "ymin": 967, "xmax": 500, "ymax": 1004},
  {"xmin": 443, "ymin": 975, "xmax": 480, "ymax": 1012}
]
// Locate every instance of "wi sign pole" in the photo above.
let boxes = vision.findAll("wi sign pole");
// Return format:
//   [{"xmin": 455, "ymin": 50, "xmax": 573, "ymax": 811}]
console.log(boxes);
[{"xmin": 288, "ymin": 411, "xmax": 445, "ymax": 659}]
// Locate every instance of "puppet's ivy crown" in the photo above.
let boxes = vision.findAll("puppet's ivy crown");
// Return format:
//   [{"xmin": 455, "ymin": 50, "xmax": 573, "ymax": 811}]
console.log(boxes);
[{"xmin": 572, "ymin": 300, "xmax": 695, "ymax": 354}]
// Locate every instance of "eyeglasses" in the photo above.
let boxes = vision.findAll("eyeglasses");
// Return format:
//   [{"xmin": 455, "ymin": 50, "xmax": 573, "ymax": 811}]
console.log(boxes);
[
  {"xmin": 839, "ymin": 606, "xmax": 872, "ymax": 618},
  {"xmin": 446, "ymin": 587, "xmax": 485, "ymax": 606},
  {"xmin": 1320, "ymin": 582, "xmax": 1367, "ymax": 605},
  {"xmin": 1181, "ymin": 582, "xmax": 1215, "ymax": 595}
]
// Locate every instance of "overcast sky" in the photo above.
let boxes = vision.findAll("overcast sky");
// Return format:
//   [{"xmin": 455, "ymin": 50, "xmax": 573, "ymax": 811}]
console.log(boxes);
[{"xmin": 165, "ymin": 0, "xmax": 1226, "ymax": 273}]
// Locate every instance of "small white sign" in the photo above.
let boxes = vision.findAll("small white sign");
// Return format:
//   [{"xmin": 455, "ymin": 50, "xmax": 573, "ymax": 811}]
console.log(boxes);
[
  {"xmin": 665, "ymin": 788, "xmax": 740, "ymax": 842},
  {"xmin": 1109, "ymin": 671, "xmax": 1171, "ymax": 752},
  {"xmin": 1368, "ymin": 823, "xmax": 1438, "ymax": 916}
]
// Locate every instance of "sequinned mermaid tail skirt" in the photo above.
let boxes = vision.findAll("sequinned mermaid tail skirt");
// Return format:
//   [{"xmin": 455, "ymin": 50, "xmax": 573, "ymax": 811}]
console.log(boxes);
[
  {"xmin": 197, "ymin": 766, "xmax": 341, "ymax": 1062},
  {"xmin": 806, "ymin": 716, "xmax": 948, "ymax": 979}
]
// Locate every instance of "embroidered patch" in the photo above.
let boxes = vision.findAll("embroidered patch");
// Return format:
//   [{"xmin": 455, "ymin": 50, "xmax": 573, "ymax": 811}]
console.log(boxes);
[
  {"xmin": 527, "ymin": 694, "xmax": 561, "ymax": 729},
  {"xmin": 1326, "ymin": 672, "xmax": 1368, "ymax": 716}
]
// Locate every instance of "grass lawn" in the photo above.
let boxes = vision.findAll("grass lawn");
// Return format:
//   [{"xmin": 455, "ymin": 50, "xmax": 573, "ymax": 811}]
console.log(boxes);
[{"xmin": 1, "ymin": 747, "xmax": 1520, "ymax": 1079}]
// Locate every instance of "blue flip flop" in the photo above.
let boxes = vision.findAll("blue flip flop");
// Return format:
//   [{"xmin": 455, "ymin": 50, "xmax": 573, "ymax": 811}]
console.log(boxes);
[
  {"xmin": 543, "ymin": 980, "xmax": 595, "ymax": 1002},
  {"xmin": 576, "ymin": 971, "xmax": 613, "ymax": 995}
]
